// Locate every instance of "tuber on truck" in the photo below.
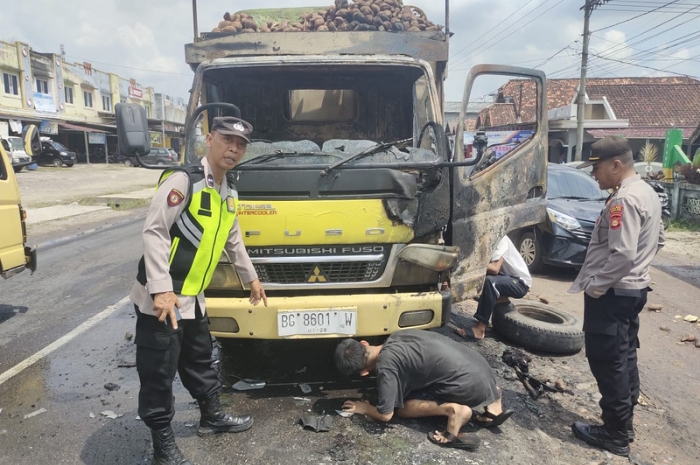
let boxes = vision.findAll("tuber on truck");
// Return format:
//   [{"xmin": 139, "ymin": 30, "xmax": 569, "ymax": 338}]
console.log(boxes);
[{"xmin": 117, "ymin": 0, "xmax": 548, "ymax": 340}]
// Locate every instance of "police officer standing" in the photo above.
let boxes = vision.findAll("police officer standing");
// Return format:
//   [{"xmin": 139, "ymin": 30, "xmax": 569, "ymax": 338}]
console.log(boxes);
[
  {"xmin": 568, "ymin": 136, "xmax": 664, "ymax": 457},
  {"xmin": 130, "ymin": 116, "xmax": 267, "ymax": 465}
]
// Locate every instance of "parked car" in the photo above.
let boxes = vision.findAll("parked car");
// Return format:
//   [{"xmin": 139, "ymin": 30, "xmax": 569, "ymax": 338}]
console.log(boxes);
[
  {"xmin": 37, "ymin": 140, "xmax": 76, "ymax": 167},
  {"xmin": 122, "ymin": 147, "xmax": 179, "ymax": 167},
  {"xmin": 509, "ymin": 163, "xmax": 608, "ymax": 272},
  {"xmin": 1, "ymin": 136, "xmax": 33, "ymax": 172}
]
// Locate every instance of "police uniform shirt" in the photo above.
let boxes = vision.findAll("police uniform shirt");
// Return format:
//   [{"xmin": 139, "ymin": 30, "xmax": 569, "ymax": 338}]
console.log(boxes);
[
  {"xmin": 130, "ymin": 156, "xmax": 258, "ymax": 319},
  {"xmin": 569, "ymin": 174, "xmax": 665, "ymax": 297}
]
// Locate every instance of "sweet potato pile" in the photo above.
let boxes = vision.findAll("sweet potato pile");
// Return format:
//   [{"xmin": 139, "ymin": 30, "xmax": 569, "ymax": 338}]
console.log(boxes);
[{"xmin": 212, "ymin": 0, "xmax": 442, "ymax": 34}]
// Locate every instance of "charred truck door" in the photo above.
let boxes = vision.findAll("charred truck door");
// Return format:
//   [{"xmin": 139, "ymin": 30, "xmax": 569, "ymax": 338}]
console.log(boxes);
[{"xmin": 450, "ymin": 65, "xmax": 547, "ymax": 301}]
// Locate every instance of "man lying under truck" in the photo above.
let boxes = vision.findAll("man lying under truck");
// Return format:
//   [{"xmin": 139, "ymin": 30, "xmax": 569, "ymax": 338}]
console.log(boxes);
[{"xmin": 334, "ymin": 330, "xmax": 514, "ymax": 450}]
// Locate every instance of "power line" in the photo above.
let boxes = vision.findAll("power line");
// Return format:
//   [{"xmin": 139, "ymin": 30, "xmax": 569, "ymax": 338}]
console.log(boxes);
[
  {"xmin": 65, "ymin": 55, "xmax": 191, "ymax": 77},
  {"xmin": 591, "ymin": 0, "xmax": 682, "ymax": 32},
  {"xmin": 589, "ymin": 52, "xmax": 700, "ymax": 78}
]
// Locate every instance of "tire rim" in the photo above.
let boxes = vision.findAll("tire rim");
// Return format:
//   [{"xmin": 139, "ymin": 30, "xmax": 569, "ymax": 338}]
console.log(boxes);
[{"xmin": 519, "ymin": 237, "xmax": 536, "ymax": 265}]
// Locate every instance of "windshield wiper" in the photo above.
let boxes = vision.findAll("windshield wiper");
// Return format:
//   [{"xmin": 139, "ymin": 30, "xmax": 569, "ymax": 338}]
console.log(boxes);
[
  {"xmin": 322, "ymin": 137, "xmax": 412, "ymax": 175},
  {"xmin": 235, "ymin": 151, "xmax": 302, "ymax": 168}
]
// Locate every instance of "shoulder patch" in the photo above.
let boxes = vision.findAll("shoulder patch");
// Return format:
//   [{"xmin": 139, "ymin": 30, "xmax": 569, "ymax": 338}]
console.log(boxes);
[
  {"xmin": 167, "ymin": 189, "xmax": 185, "ymax": 206},
  {"xmin": 609, "ymin": 204, "xmax": 623, "ymax": 230}
]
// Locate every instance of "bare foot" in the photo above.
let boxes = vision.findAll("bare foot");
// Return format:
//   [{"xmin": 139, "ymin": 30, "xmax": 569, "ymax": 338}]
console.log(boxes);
[{"xmin": 454, "ymin": 327, "xmax": 485, "ymax": 340}]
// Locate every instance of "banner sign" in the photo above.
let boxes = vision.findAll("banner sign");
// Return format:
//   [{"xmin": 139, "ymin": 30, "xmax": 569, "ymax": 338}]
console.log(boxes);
[
  {"xmin": 88, "ymin": 132, "xmax": 106, "ymax": 144},
  {"xmin": 39, "ymin": 120, "xmax": 59, "ymax": 135}
]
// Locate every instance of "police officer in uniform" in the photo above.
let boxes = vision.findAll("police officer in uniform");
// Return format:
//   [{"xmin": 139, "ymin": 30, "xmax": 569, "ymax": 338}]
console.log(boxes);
[
  {"xmin": 568, "ymin": 136, "xmax": 664, "ymax": 457},
  {"xmin": 130, "ymin": 116, "xmax": 267, "ymax": 465}
]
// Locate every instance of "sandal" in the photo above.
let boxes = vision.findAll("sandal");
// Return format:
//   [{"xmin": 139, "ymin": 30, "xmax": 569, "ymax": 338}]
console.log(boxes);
[
  {"xmin": 473, "ymin": 407, "xmax": 514, "ymax": 428},
  {"xmin": 427, "ymin": 431, "xmax": 480, "ymax": 450}
]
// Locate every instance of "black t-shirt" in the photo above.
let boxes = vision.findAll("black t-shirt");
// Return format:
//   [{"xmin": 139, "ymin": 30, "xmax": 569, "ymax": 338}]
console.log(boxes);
[{"xmin": 375, "ymin": 329, "xmax": 498, "ymax": 414}]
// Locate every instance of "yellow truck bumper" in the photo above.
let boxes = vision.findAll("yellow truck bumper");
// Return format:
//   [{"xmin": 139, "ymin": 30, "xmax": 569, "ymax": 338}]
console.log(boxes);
[{"xmin": 207, "ymin": 290, "xmax": 451, "ymax": 339}]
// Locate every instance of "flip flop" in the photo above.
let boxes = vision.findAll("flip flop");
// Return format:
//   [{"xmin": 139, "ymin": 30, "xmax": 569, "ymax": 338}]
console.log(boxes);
[
  {"xmin": 453, "ymin": 327, "xmax": 484, "ymax": 341},
  {"xmin": 473, "ymin": 408, "xmax": 514, "ymax": 428},
  {"xmin": 427, "ymin": 431, "xmax": 480, "ymax": 451}
]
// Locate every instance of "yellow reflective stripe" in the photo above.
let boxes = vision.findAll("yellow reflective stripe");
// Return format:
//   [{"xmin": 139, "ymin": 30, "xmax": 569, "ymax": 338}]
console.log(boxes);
[{"xmin": 169, "ymin": 236, "xmax": 180, "ymax": 266}]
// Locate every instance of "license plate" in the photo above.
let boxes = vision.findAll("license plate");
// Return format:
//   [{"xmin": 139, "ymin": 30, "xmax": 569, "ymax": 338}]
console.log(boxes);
[{"xmin": 277, "ymin": 308, "xmax": 357, "ymax": 337}]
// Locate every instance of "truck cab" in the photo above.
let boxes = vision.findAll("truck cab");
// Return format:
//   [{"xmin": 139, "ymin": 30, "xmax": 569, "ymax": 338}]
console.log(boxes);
[
  {"xmin": 1, "ymin": 136, "xmax": 33, "ymax": 173},
  {"xmin": 118, "ymin": 4, "xmax": 548, "ymax": 340},
  {"xmin": 0, "ymin": 127, "xmax": 39, "ymax": 278}
]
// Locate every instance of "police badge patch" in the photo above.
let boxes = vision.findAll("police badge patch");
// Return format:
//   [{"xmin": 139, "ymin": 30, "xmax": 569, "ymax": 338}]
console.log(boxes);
[
  {"xmin": 609, "ymin": 204, "xmax": 623, "ymax": 230},
  {"xmin": 227, "ymin": 196, "xmax": 236, "ymax": 212},
  {"xmin": 206, "ymin": 174, "xmax": 214, "ymax": 188},
  {"xmin": 167, "ymin": 189, "xmax": 185, "ymax": 206}
]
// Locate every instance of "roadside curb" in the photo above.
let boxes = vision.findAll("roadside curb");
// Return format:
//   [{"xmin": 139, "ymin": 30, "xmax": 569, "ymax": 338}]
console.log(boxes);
[{"xmin": 34, "ymin": 212, "xmax": 146, "ymax": 251}]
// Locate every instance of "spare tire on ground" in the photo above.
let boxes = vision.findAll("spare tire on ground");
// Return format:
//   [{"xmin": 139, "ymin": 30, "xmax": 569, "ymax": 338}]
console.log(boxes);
[{"xmin": 492, "ymin": 301, "xmax": 584, "ymax": 355}]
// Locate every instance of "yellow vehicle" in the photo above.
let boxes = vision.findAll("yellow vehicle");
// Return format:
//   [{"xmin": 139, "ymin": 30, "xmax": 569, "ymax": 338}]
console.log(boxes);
[
  {"xmin": 0, "ymin": 126, "xmax": 39, "ymax": 279},
  {"xmin": 118, "ymin": 1, "xmax": 548, "ymax": 340}
]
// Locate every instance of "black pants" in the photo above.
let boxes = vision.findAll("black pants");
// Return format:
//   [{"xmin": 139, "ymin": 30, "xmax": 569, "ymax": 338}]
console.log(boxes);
[
  {"xmin": 475, "ymin": 274, "xmax": 529, "ymax": 324},
  {"xmin": 134, "ymin": 303, "xmax": 220, "ymax": 430},
  {"xmin": 583, "ymin": 288, "xmax": 647, "ymax": 433}
]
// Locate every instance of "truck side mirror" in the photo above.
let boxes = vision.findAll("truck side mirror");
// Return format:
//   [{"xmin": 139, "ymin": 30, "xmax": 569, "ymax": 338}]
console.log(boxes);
[
  {"xmin": 116, "ymin": 103, "xmax": 151, "ymax": 158},
  {"xmin": 22, "ymin": 124, "xmax": 41, "ymax": 156}
]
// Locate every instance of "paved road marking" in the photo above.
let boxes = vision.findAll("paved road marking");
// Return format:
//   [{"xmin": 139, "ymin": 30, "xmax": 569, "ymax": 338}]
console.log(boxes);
[{"xmin": 0, "ymin": 296, "xmax": 130, "ymax": 387}]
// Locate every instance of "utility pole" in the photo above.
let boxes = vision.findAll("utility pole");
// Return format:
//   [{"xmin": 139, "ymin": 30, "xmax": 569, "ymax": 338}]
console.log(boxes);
[{"xmin": 575, "ymin": 0, "xmax": 609, "ymax": 161}]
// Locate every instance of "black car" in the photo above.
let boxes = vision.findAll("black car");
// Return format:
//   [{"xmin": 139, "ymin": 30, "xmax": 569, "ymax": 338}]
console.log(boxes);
[
  {"xmin": 509, "ymin": 163, "xmax": 608, "ymax": 272},
  {"xmin": 122, "ymin": 147, "xmax": 179, "ymax": 167},
  {"xmin": 37, "ymin": 140, "xmax": 77, "ymax": 167}
]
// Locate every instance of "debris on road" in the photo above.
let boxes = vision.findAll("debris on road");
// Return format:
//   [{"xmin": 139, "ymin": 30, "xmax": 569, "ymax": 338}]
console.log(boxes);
[
  {"xmin": 23, "ymin": 408, "xmax": 47, "ymax": 419},
  {"xmin": 647, "ymin": 304, "xmax": 662, "ymax": 312},
  {"xmin": 299, "ymin": 383, "xmax": 312, "ymax": 394},
  {"xmin": 293, "ymin": 397, "xmax": 311, "ymax": 402},
  {"xmin": 335, "ymin": 409, "xmax": 354, "ymax": 418},
  {"xmin": 683, "ymin": 314, "xmax": 699, "ymax": 323},
  {"xmin": 660, "ymin": 325, "xmax": 671, "ymax": 332},
  {"xmin": 100, "ymin": 410, "xmax": 122, "ymax": 419},
  {"xmin": 299, "ymin": 414, "xmax": 333, "ymax": 432},
  {"xmin": 89, "ymin": 412, "xmax": 95, "ymax": 418},
  {"xmin": 124, "ymin": 332, "xmax": 133, "ymax": 341},
  {"xmin": 104, "ymin": 382, "xmax": 120, "ymax": 391},
  {"xmin": 117, "ymin": 360, "xmax": 136, "ymax": 368},
  {"xmin": 232, "ymin": 379, "xmax": 266, "ymax": 391},
  {"xmin": 680, "ymin": 334, "xmax": 696, "ymax": 342},
  {"xmin": 539, "ymin": 296, "xmax": 550, "ymax": 304}
]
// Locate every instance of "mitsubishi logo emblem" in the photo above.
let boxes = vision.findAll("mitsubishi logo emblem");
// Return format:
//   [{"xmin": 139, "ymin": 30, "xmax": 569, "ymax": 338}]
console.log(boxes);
[{"xmin": 307, "ymin": 266, "xmax": 328, "ymax": 283}]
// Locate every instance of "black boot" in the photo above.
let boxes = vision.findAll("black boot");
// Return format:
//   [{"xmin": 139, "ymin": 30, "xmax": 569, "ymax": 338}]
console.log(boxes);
[
  {"xmin": 151, "ymin": 426, "xmax": 193, "ymax": 465},
  {"xmin": 197, "ymin": 394, "xmax": 253, "ymax": 437},
  {"xmin": 571, "ymin": 421, "xmax": 630, "ymax": 456}
]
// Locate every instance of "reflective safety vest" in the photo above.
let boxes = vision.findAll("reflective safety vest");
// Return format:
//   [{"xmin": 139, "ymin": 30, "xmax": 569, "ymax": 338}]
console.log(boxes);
[{"xmin": 137, "ymin": 165, "xmax": 239, "ymax": 295}]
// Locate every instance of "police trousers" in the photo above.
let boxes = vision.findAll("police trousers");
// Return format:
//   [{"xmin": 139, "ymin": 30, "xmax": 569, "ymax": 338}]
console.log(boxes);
[
  {"xmin": 583, "ymin": 288, "xmax": 647, "ymax": 432},
  {"xmin": 134, "ymin": 304, "xmax": 220, "ymax": 430},
  {"xmin": 475, "ymin": 274, "xmax": 529, "ymax": 324}
]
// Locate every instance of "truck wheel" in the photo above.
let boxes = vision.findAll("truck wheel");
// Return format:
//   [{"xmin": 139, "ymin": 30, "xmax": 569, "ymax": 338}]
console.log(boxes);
[
  {"xmin": 517, "ymin": 231, "xmax": 543, "ymax": 273},
  {"xmin": 13, "ymin": 165, "xmax": 23, "ymax": 173},
  {"xmin": 492, "ymin": 302, "xmax": 584, "ymax": 355},
  {"xmin": 124, "ymin": 159, "xmax": 134, "ymax": 167},
  {"xmin": 52, "ymin": 158, "xmax": 63, "ymax": 167}
]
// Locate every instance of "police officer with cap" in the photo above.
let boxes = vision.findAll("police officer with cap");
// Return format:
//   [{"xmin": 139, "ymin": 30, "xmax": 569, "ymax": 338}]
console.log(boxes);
[
  {"xmin": 130, "ymin": 115, "xmax": 267, "ymax": 465},
  {"xmin": 568, "ymin": 136, "xmax": 664, "ymax": 456}
]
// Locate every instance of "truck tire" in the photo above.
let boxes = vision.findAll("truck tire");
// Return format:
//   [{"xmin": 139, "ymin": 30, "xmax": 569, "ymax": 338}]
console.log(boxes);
[
  {"xmin": 13, "ymin": 165, "xmax": 23, "ymax": 173},
  {"xmin": 492, "ymin": 302, "xmax": 584, "ymax": 355},
  {"xmin": 52, "ymin": 158, "xmax": 63, "ymax": 167}
]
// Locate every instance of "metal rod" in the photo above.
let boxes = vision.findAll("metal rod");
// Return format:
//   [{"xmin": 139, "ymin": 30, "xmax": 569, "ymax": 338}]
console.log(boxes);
[
  {"xmin": 445, "ymin": 0, "xmax": 450, "ymax": 38},
  {"xmin": 192, "ymin": 0, "xmax": 199, "ymax": 42}
]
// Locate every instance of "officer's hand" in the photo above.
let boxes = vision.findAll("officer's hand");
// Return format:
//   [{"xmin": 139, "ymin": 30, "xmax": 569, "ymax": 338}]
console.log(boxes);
[
  {"xmin": 249, "ymin": 279, "xmax": 268, "ymax": 307},
  {"xmin": 153, "ymin": 291, "xmax": 181, "ymax": 329}
]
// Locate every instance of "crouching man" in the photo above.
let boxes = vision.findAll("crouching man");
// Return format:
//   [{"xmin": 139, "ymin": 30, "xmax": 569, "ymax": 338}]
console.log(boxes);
[{"xmin": 334, "ymin": 329, "xmax": 513, "ymax": 450}]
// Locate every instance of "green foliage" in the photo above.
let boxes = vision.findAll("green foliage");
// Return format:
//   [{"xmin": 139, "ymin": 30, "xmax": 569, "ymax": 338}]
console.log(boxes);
[
  {"xmin": 693, "ymin": 148, "xmax": 700, "ymax": 168},
  {"xmin": 669, "ymin": 218, "xmax": 700, "ymax": 232}
]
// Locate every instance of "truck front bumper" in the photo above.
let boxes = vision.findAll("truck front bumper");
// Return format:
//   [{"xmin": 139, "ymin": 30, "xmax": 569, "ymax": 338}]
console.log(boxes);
[{"xmin": 207, "ymin": 289, "xmax": 452, "ymax": 339}]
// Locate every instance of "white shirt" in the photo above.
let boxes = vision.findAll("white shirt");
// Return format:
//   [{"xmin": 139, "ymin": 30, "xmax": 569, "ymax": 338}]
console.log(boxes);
[{"xmin": 491, "ymin": 236, "xmax": 532, "ymax": 288}]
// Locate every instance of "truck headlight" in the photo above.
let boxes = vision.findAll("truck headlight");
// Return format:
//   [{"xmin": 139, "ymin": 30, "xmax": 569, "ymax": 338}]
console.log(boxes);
[
  {"xmin": 60, "ymin": 151, "xmax": 67, "ymax": 155},
  {"xmin": 208, "ymin": 263, "xmax": 244, "ymax": 290},
  {"xmin": 397, "ymin": 244, "xmax": 460, "ymax": 271},
  {"xmin": 547, "ymin": 208, "xmax": 581, "ymax": 230}
]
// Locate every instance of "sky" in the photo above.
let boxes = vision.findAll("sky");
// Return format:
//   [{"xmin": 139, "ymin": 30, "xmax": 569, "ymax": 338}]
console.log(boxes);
[{"xmin": 3, "ymin": 0, "xmax": 700, "ymax": 104}]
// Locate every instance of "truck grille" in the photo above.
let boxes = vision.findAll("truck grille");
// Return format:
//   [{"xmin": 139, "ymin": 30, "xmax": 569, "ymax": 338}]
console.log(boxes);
[{"xmin": 254, "ymin": 260, "xmax": 386, "ymax": 284}]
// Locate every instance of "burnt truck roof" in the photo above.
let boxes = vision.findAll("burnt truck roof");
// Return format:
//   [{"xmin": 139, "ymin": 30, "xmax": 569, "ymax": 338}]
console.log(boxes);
[{"xmin": 184, "ymin": 30, "xmax": 449, "ymax": 70}]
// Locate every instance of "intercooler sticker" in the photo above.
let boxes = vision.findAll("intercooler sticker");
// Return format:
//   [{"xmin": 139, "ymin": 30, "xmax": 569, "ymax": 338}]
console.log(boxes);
[
  {"xmin": 237, "ymin": 203, "xmax": 277, "ymax": 215},
  {"xmin": 609, "ymin": 204, "xmax": 623, "ymax": 230},
  {"xmin": 167, "ymin": 189, "xmax": 184, "ymax": 206}
]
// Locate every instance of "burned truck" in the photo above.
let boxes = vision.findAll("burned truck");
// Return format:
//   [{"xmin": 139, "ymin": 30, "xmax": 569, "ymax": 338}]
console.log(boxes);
[{"xmin": 120, "ymin": 1, "xmax": 548, "ymax": 339}]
